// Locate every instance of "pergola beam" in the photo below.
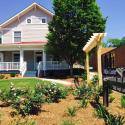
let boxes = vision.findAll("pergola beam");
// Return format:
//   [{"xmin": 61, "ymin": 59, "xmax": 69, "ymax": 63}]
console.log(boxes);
[{"xmin": 83, "ymin": 33, "xmax": 106, "ymax": 85}]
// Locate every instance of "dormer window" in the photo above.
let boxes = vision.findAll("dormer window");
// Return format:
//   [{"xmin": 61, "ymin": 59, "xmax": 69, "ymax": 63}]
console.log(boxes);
[
  {"xmin": 41, "ymin": 17, "xmax": 47, "ymax": 24},
  {"xmin": 26, "ymin": 18, "xmax": 32, "ymax": 24}
]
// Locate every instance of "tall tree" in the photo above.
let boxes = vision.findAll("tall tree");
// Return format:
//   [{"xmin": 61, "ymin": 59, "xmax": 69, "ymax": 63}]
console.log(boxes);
[{"xmin": 46, "ymin": 0, "xmax": 106, "ymax": 75}]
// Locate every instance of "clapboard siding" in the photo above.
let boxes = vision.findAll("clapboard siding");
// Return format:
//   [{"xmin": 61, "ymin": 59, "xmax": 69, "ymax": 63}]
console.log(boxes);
[{"xmin": 2, "ymin": 7, "xmax": 52, "ymax": 43}]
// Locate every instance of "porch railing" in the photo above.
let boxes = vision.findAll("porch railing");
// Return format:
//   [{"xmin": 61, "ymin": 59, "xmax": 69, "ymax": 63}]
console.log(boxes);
[
  {"xmin": 37, "ymin": 61, "xmax": 70, "ymax": 77},
  {"xmin": 0, "ymin": 62, "xmax": 20, "ymax": 71},
  {"xmin": 0, "ymin": 62, "xmax": 27, "ymax": 77}
]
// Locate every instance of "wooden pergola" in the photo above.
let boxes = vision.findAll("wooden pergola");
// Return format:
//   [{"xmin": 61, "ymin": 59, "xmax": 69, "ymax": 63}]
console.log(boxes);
[{"xmin": 83, "ymin": 33, "xmax": 106, "ymax": 85}]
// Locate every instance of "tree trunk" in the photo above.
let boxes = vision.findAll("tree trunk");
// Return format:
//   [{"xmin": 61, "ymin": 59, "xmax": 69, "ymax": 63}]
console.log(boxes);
[{"xmin": 70, "ymin": 65, "xmax": 73, "ymax": 76}]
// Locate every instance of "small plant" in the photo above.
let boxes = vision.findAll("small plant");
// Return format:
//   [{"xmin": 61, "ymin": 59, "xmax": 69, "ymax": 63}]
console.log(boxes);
[
  {"xmin": 66, "ymin": 106, "xmax": 77, "ymax": 117},
  {"xmin": 91, "ymin": 75, "xmax": 99, "ymax": 85},
  {"xmin": 106, "ymin": 114, "xmax": 125, "ymax": 125},
  {"xmin": 109, "ymin": 95, "xmax": 115, "ymax": 103},
  {"xmin": 60, "ymin": 119, "xmax": 75, "ymax": 125},
  {"xmin": 82, "ymin": 72, "xmax": 87, "ymax": 81},
  {"xmin": 9, "ymin": 117, "xmax": 36, "ymax": 125},
  {"xmin": 95, "ymin": 104, "xmax": 109, "ymax": 119},
  {"xmin": 79, "ymin": 97, "xmax": 88, "ymax": 108},
  {"xmin": 0, "ymin": 74, "xmax": 5, "ymax": 79},
  {"xmin": 10, "ymin": 73, "xmax": 16, "ymax": 77},
  {"xmin": 121, "ymin": 95, "xmax": 125, "ymax": 108}
]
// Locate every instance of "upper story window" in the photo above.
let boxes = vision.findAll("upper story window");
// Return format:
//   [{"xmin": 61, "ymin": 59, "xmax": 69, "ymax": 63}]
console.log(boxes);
[
  {"xmin": 14, "ymin": 31, "xmax": 21, "ymax": 42},
  {"xmin": 26, "ymin": 18, "xmax": 32, "ymax": 24},
  {"xmin": 41, "ymin": 17, "xmax": 47, "ymax": 24},
  {"xmin": 0, "ymin": 32, "xmax": 2, "ymax": 44}
]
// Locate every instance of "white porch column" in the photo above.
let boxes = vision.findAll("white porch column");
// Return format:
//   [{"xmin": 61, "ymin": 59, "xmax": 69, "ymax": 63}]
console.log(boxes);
[
  {"xmin": 20, "ymin": 49, "xmax": 24, "ymax": 70},
  {"xmin": 42, "ymin": 49, "xmax": 46, "ymax": 76}
]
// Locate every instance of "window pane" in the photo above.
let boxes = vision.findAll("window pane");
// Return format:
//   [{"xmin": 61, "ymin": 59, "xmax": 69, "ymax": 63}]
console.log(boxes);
[
  {"xmin": 14, "ymin": 31, "xmax": 21, "ymax": 37},
  {"xmin": 13, "ymin": 53, "xmax": 20, "ymax": 62},
  {"xmin": 14, "ymin": 37, "xmax": 21, "ymax": 42},
  {"xmin": 42, "ymin": 18, "xmax": 46, "ymax": 23}
]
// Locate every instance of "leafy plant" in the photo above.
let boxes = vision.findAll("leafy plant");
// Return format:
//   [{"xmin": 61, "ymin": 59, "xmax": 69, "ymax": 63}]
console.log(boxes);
[
  {"xmin": 0, "ymin": 74, "xmax": 5, "ymax": 79},
  {"xmin": 121, "ymin": 95, "xmax": 125, "ymax": 108},
  {"xmin": 95, "ymin": 104, "xmax": 109, "ymax": 119},
  {"xmin": 106, "ymin": 114, "xmax": 125, "ymax": 125},
  {"xmin": 60, "ymin": 119, "xmax": 75, "ymax": 125},
  {"xmin": 66, "ymin": 106, "xmax": 77, "ymax": 117},
  {"xmin": 91, "ymin": 75, "xmax": 99, "ymax": 85},
  {"xmin": 11, "ymin": 92, "xmax": 44, "ymax": 116},
  {"xmin": 82, "ymin": 73, "xmax": 87, "ymax": 81},
  {"xmin": 40, "ymin": 83, "xmax": 68, "ymax": 103},
  {"xmin": 10, "ymin": 73, "xmax": 16, "ymax": 77},
  {"xmin": 109, "ymin": 95, "xmax": 115, "ymax": 103},
  {"xmin": 79, "ymin": 97, "xmax": 88, "ymax": 108}
]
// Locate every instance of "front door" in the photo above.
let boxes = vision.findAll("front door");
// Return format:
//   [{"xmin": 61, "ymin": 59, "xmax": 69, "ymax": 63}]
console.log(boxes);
[
  {"xmin": 12, "ymin": 52, "xmax": 20, "ymax": 62},
  {"xmin": 35, "ymin": 52, "xmax": 42, "ymax": 69}
]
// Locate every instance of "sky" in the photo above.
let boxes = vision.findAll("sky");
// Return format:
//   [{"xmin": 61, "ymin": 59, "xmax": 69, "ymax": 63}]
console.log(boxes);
[{"xmin": 0, "ymin": 0, "xmax": 125, "ymax": 41}]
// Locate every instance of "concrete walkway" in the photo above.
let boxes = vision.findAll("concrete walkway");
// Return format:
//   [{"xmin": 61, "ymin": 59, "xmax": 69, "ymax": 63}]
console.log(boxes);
[{"xmin": 40, "ymin": 78, "xmax": 74, "ymax": 86}]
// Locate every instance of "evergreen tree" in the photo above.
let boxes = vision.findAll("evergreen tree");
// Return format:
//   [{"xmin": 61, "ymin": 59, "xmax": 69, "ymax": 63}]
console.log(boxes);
[{"xmin": 46, "ymin": 0, "xmax": 106, "ymax": 75}]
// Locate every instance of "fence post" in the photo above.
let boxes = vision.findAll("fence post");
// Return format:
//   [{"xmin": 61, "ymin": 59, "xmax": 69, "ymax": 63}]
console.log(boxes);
[{"xmin": 103, "ymin": 80, "xmax": 109, "ymax": 107}]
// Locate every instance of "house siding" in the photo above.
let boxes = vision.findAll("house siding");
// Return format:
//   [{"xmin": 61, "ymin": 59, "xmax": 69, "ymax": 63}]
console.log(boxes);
[{"xmin": 2, "ymin": 7, "xmax": 52, "ymax": 44}]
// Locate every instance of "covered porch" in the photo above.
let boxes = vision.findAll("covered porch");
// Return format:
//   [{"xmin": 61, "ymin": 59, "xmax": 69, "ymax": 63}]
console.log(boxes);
[{"xmin": 0, "ymin": 43, "xmax": 69, "ymax": 77}]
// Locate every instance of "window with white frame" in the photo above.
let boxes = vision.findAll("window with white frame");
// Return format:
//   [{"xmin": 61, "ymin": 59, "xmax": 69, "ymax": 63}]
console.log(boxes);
[
  {"xmin": 14, "ymin": 31, "xmax": 21, "ymax": 42},
  {"xmin": 41, "ymin": 17, "xmax": 47, "ymax": 24},
  {"xmin": 0, "ymin": 32, "xmax": 2, "ymax": 44},
  {"xmin": 26, "ymin": 18, "xmax": 32, "ymax": 24}
]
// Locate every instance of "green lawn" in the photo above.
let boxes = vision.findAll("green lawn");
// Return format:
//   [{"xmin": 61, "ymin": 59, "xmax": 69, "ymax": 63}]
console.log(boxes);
[{"xmin": 0, "ymin": 78, "xmax": 56, "ymax": 90}]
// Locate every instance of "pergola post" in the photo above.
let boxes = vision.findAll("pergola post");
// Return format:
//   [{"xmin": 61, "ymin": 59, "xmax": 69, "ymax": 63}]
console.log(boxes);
[
  {"xmin": 97, "ymin": 42, "xmax": 103, "ymax": 85},
  {"xmin": 86, "ymin": 52, "xmax": 90, "ymax": 84}
]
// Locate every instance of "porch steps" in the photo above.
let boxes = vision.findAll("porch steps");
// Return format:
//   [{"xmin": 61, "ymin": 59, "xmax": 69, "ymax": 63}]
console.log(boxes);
[{"xmin": 24, "ymin": 71, "xmax": 37, "ymax": 77}]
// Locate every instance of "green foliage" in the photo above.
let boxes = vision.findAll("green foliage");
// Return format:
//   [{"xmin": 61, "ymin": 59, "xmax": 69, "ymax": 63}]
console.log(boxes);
[
  {"xmin": 82, "ymin": 73, "xmax": 87, "ymax": 81},
  {"xmin": 106, "ymin": 114, "xmax": 125, "ymax": 125},
  {"xmin": 79, "ymin": 97, "xmax": 88, "ymax": 108},
  {"xmin": 0, "ymin": 74, "xmax": 5, "ymax": 79},
  {"xmin": 121, "ymin": 95, "xmax": 125, "ymax": 108},
  {"xmin": 46, "ymin": 0, "xmax": 106, "ymax": 68},
  {"xmin": 40, "ymin": 83, "xmax": 68, "ymax": 103},
  {"xmin": 95, "ymin": 103, "xmax": 125, "ymax": 125},
  {"xmin": 60, "ymin": 119, "xmax": 75, "ymax": 125},
  {"xmin": 0, "ymin": 83, "xmax": 29, "ymax": 104},
  {"xmin": 10, "ymin": 73, "xmax": 16, "ymax": 77},
  {"xmin": 109, "ymin": 95, "xmax": 115, "ymax": 103},
  {"xmin": 91, "ymin": 75, "xmax": 99, "ymax": 85},
  {"xmin": 11, "ymin": 92, "xmax": 44, "ymax": 116},
  {"xmin": 66, "ymin": 106, "xmax": 77, "ymax": 117},
  {"xmin": 9, "ymin": 117, "xmax": 36, "ymax": 125}
]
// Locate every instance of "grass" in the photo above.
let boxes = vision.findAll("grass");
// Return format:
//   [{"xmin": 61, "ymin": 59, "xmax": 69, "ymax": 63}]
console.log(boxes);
[{"xmin": 0, "ymin": 78, "xmax": 64, "ymax": 90}]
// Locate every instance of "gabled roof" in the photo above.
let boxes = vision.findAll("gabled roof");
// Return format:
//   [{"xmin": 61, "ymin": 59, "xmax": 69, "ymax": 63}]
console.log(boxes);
[{"xmin": 0, "ymin": 2, "xmax": 54, "ymax": 28}]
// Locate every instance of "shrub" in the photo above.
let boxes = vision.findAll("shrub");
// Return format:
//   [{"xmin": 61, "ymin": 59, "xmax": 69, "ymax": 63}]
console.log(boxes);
[
  {"xmin": 60, "ymin": 119, "xmax": 75, "ymax": 125},
  {"xmin": 9, "ymin": 117, "xmax": 36, "ymax": 125},
  {"xmin": 40, "ymin": 82, "xmax": 68, "ymax": 103},
  {"xmin": 10, "ymin": 73, "xmax": 16, "ymax": 77},
  {"xmin": 0, "ymin": 83, "xmax": 29, "ymax": 105},
  {"xmin": 0, "ymin": 74, "xmax": 5, "ymax": 79},
  {"xmin": 109, "ymin": 95, "xmax": 115, "ymax": 103},
  {"xmin": 121, "ymin": 95, "xmax": 125, "ymax": 108},
  {"xmin": 79, "ymin": 97, "xmax": 88, "ymax": 108},
  {"xmin": 82, "ymin": 72, "xmax": 87, "ymax": 81},
  {"xmin": 91, "ymin": 75, "xmax": 99, "ymax": 85},
  {"xmin": 11, "ymin": 92, "xmax": 45, "ymax": 116},
  {"xmin": 66, "ymin": 106, "xmax": 77, "ymax": 117}
]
